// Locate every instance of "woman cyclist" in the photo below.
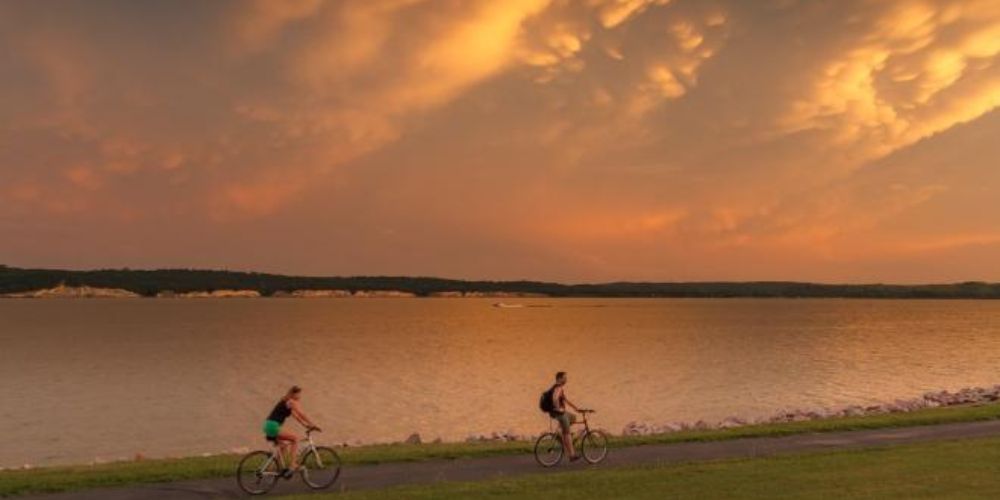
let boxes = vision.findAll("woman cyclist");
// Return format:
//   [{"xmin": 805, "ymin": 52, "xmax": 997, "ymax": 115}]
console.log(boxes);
[{"xmin": 263, "ymin": 385, "xmax": 321, "ymax": 477}]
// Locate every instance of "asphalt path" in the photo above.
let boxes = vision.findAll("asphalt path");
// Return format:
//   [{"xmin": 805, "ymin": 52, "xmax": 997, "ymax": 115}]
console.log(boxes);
[{"xmin": 26, "ymin": 419, "xmax": 1000, "ymax": 499}]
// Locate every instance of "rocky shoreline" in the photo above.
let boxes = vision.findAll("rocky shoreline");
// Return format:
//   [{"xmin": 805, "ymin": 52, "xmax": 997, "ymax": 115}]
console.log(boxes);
[
  {"xmin": 4, "ymin": 385, "xmax": 998, "ymax": 471},
  {"xmin": 372, "ymin": 385, "xmax": 1000, "ymax": 446},
  {"xmin": 621, "ymin": 385, "xmax": 1000, "ymax": 436},
  {"xmin": 454, "ymin": 385, "xmax": 1000, "ymax": 443}
]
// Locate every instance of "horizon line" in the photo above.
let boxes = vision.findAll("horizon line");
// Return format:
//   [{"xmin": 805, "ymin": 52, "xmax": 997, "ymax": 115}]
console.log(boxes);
[{"xmin": 3, "ymin": 264, "xmax": 997, "ymax": 288}]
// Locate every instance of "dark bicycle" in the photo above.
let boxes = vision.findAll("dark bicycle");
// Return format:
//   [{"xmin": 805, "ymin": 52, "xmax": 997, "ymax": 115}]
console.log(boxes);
[{"xmin": 534, "ymin": 409, "xmax": 609, "ymax": 467}]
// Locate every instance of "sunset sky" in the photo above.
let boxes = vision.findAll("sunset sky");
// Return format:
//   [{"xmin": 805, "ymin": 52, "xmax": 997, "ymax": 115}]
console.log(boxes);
[{"xmin": 2, "ymin": 0, "xmax": 999, "ymax": 282}]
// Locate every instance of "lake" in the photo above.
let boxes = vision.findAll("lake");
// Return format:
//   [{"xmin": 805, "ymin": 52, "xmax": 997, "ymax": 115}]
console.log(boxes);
[{"xmin": 2, "ymin": 298, "xmax": 999, "ymax": 467}]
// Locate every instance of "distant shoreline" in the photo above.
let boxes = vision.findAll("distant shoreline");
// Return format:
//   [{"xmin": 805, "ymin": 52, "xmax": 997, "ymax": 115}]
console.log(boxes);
[
  {"xmin": 0, "ymin": 284, "xmax": 547, "ymax": 299},
  {"xmin": 2, "ymin": 265, "xmax": 1000, "ymax": 299},
  {"xmin": 4, "ymin": 288, "xmax": 1000, "ymax": 300}
]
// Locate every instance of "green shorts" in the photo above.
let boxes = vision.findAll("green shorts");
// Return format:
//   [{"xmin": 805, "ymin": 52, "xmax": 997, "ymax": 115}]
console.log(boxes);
[
  {"xmin": 263, "ymin": 419, "xmax": 281, "ymax": 439},
  {"xmin": 551, "ymin": 412, "xmax": 577, "ymax": 433}
]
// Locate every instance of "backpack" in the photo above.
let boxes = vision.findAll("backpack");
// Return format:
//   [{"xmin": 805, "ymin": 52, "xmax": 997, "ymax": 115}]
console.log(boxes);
[{"xmin": 539, "ymin": 385, "xmax": 556, "ymax": 413}]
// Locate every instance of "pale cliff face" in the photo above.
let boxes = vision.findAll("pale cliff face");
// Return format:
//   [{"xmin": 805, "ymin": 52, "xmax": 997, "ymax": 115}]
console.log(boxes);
[
  {"xmin": 2, "ymin": 285, "xmax": 139, "ymax": 298},
  {"xmin": 174, "ymin": 290, "xmax": 262, "ymax": 298}
]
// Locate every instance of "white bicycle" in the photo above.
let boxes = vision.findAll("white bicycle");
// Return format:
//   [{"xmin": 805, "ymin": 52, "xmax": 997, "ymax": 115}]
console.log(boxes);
[{"xmin": 236, "ymin": 427, "xmax": 341, "ymax": 495}]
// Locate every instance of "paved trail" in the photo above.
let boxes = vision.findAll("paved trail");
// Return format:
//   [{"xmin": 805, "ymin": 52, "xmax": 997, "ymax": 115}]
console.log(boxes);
[{"xmin": 27, "ymin": 420, "xmax": 1000, "ymax": 499}]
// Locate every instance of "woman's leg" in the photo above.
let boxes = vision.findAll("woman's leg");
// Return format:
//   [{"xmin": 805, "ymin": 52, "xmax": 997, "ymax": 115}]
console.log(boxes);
[{"xmin": 277, "ymin": 430, "xmax": 300, "ymax": 468}]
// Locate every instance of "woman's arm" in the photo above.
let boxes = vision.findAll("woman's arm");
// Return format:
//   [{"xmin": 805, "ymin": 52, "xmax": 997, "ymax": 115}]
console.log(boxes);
[{"xmin": 288, "ymin": 400, "xmax": 319, "ymax": 429}]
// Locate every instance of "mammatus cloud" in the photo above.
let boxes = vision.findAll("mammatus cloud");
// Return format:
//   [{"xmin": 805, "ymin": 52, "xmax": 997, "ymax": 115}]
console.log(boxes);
[
  {"xmin": 593, "ymin": 0, "xmax": 672, "ymax": 29},
  {"xmin": 0, "ymin": 0, "xmax": 998, "ymax": 281},
  {"xmin": 709, "ymin": 0, "xmax": 1000, "ymax": 268},
  {"xmin": 777, "ymin": 0, "xmax": 1000, "ymax": 160},
  {"xmin": 215, "ymin": 0, "xmax": 555, "ymax": 218},
  {"xmin": 230, "ymin": 0, "xmax": 324, "ymax": 53}
]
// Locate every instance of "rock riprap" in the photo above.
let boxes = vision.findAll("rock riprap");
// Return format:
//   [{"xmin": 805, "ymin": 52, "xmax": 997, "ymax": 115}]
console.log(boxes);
[{"xmin": 621, "ymin": 385, "xmax": 1000, "ymax": 436}]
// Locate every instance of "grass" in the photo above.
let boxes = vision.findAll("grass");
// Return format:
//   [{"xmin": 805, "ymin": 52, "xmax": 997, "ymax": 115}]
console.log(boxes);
[
  {"xmin": 3, "ymin": 402, "xmax": 1000, "ymax": 496},
  {"xmin": 286, "ymin": 436, "xmax": 1000, "ymax": 499}
]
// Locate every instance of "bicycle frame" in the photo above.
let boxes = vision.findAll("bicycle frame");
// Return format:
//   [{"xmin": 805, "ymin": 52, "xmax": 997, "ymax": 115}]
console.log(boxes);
[
  {"xmin": 549, "ymin": 411, "xmax": 593, "ymax": 432},
  {"xmin": 548, "ymin": 411, "xmax": 595, "ymax": 447},
  {"xmin": 264, "ymin": 430, "xmax": 324, "ymax": 473}
]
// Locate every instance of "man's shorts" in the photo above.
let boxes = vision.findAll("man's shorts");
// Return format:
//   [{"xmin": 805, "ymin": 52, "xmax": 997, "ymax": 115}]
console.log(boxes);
[{"xmin": 549, "ymin": 411, "xmax": 577, "ymax": 433}]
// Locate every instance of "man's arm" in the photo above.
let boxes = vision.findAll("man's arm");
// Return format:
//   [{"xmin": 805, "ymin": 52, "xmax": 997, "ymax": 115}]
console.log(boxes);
[
  {"xmin": 288, "ymin": 400, "xmax": 319, "ymax": 429},
  {"xmin": 563, "ymin": 393, "xmax": 580, "ymax": 412},
  {"xmin": 563, "ymin": 395, "xmax": 580, "ymax": 411},
  {"xmin": 552, "ymin": 387, "xmax": 580, "ymax": 411}
]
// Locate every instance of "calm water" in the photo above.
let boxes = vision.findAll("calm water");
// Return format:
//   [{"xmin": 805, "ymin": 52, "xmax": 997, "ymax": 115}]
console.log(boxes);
[{"xmin": 2, "ymin": 298, "xmax": 1000, "ymax": 467}]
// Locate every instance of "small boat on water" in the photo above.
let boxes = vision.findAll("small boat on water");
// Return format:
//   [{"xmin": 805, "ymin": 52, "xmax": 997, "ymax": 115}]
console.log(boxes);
[{"xmin": 493, "ymin": 302, "xmax": 525, "ymax": 308}]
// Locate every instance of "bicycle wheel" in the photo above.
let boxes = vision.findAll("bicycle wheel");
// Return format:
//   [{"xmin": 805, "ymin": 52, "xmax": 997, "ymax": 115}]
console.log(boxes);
[
  {"xmin": 581, "ymin": 430, "xmax": 609, "ymax": 464},
  {"xmin": 236, "ymin": 450, "xmax": 280, "ymax": 495},
  {"xmin": 301, "ymin": 446, "xmax": 342, "ymax": 489},
  {"xmin": 534, "ymin": 433, "xmax": 563, "ymax": 467}
]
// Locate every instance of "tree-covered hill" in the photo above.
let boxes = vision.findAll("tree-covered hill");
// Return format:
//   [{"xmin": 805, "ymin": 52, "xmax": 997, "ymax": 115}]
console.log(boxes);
[{"xmin": 1, "ymin": 265, "xmax": 999, "ymax": 298}]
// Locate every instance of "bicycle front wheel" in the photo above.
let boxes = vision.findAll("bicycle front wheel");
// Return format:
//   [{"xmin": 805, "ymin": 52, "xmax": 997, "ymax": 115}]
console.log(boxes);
[
  {"xmin": 236, "ymin": 450, "xmax": 280, "ymax": 495},
  {"xmin": 581, "ymin": 430, "xmax": 609, "ymax": 464},
  {"xmin": 301, "ymin": 446, "xmax": 342, "ymax": 489},
  {"xmin": 534, "ymin": 433, "xmax": 563, "ymax": 467}
]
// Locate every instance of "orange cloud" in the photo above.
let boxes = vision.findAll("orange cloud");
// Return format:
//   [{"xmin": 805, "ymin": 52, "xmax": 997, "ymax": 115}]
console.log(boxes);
[
  {"xmin": 2, "ymin": 0, "xmax": 998, "ymax": 281},
  {"xmin": 216, "ymin": 0, "xmax": 554, "ymax": 216},
  {"xmin": 229, "ymin": 0, "xmax": 324, "ymax": 53},
  {"xmin": 592, "ymin": 0, "xmax": 671, "ymax": 29},
  {"xmin": 542, "ymin": 208, "xmax": 688, "ymax": 241},
  {"xmin": 4, "ymin": 183, "xmax": 42, "ymax": 203},
  {"xmin": 215, "ymin": 179, "xmax": 304, "ymax": 220},
  {"xmin": 899, "ymin": 233, "xmax": 1000, "ymax": 254},
  {"xmin": 64, "ymin": 166, "xmax": 103, "ymax": 190},
  {"xmin": 776, "ymin": 0, "xmax": 1000, "ymax": 161}
]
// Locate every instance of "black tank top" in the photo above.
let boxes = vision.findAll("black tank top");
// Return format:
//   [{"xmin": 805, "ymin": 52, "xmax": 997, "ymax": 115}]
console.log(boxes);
[{"xmin": 267, "ymin": 399, "xmax": 292, "ymax": 423}]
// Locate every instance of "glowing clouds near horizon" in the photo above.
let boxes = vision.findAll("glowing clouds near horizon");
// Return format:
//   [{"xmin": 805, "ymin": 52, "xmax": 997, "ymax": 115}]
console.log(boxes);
[{"xmin": 1, "ymin": 0, "xmax": 999, "ymax": 282}]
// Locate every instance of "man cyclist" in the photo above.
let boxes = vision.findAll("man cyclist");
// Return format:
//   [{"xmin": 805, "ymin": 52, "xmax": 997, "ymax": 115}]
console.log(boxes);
[
  {"xmin": 547, "ymin": 371, "xmax": 582, "ymax": 461},
  {"xmin": 263, "ymin": 385, "xmax": 320, "ymax": 477}
]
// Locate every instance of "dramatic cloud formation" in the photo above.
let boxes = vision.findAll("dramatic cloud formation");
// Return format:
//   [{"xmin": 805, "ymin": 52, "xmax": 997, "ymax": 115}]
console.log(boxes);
[{"xmin": 1, "ymin": 0, "xmax": 998, "ymax": 282}]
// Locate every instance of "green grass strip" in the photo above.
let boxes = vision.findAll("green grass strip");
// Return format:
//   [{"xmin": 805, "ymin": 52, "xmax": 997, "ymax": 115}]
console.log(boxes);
[
  {"xmin": 285, "ymin": 436, "xmax": 1000, "ymax": 499},
  {"xmin": 3, "ymin": 402, "xmax": 1000, "ymax": 497}
]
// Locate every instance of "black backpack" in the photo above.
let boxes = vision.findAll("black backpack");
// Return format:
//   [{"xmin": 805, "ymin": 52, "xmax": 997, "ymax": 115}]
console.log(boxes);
[{"xmin": 539, "ymin": 385, "xmax": 556, "ymax": 413}]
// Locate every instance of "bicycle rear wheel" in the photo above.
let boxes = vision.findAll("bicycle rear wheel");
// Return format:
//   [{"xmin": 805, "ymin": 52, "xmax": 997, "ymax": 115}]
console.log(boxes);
[
  {"xmin": 301, "ymin": 446, "xmax": 342, "ymax": 489},
  {"xmin": 236, "ymin": 450, "xmax": 280, "ymax": 495},
  {"xmin": 534, "ymin": 433, "xmax": 563, "ymax": 467},
  {"xmin": 581, "ymin": 430, "xmax": 609, "ymax": 464}
]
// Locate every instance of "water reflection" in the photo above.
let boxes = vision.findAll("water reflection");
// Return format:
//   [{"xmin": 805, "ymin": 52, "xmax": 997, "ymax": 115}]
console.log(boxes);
[{"xmin": 2, "ymin": 298, "xmax": 999, "ymax": 466}]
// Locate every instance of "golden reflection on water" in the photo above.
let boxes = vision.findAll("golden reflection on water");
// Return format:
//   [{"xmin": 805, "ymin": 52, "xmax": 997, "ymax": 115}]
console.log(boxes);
[{"xmin": 2, "ymin": 298, "xmax": 1000, "ymax": 466}]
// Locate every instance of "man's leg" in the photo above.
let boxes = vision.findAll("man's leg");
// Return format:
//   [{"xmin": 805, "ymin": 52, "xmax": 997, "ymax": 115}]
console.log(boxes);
[
  {"xmin": 561, "ymin": 429, "xmax": 575, "ymax": 458},
  {"xmin": 559, "ymin": 414, "xmax": 577, "ymax": 459}
]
